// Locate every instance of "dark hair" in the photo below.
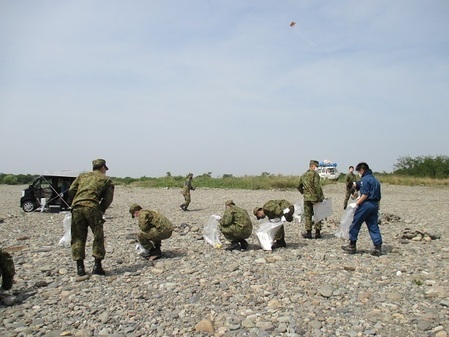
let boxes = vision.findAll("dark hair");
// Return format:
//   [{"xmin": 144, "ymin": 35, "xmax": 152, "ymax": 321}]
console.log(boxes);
[
  {"xmin": 355, "ymin": 162, "xmax": 370, "ymax": 172},
  {"xmin": 349, "ymin": 166, "xmax": 354, "ymax": 169}
]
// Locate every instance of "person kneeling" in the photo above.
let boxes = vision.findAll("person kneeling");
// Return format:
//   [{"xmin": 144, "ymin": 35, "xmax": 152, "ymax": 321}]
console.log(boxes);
[
  {"xmin": 129, "ymin": 204, "xmax": 174, "ymax": 260},
  {"xmin": 217, "ymin": 200, "xmax": 252, "ymax": 251}
]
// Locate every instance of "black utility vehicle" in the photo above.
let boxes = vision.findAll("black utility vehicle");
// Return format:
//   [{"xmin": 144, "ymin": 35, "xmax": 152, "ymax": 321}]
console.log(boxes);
[{"xmin": 20, "ymin": 172, "xmax": 79, "ymax": 212}]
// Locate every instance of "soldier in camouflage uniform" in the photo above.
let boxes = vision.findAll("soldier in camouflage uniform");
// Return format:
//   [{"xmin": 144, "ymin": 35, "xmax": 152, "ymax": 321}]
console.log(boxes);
[
  {"xmin": 253, "ymin": 200, "xmax": 295, "ymax": 249},
  {"xmin": 129, "ymin": 204, "xmax": 174, "ymax": 260},
  {"xmin": 218, "ymin": 200, "xmax": 253, "ymax": 251},
  {"xmin": 180, "ymin": 173, "xmax": 195, "ymax": 211},
  {"xmin": 0, "ymin": 248, "xmax": 15, "ymax": 290},
  {"xmin": 343, "ymin": 166, "xmax": 357, "ymax": 210},
  {"xmin": 68, "ymin": 159, "xmax": 114, "ymax": 276},
  {"xmin": 297, "ymin": 160, "xmax": 325, "ymax": 239}
]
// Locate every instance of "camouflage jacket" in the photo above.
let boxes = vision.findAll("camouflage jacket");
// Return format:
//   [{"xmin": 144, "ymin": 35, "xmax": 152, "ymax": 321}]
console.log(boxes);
[
  {"xmin": 182, "ymin": 178, "xmax": 195, "ymax": 195},
  {"xmin": 345, "ymin": 172, "xmax": 356, "ymax": 189},
  {"xmin": 69, "ymin": 170, "xmax": 114, "ymax": 212},
  {"xmin": 263, "ymin": 200, "xmax": 293, "ymax": 219},
  {"xmin": 219, "ymin": 205, "xmax": 252, "ymax": 231},
  {"xmin": 138, "ymin": 210, "xmax": 174, "ymax": 233},
  {"xmin": 297, "ymin": 169, "xmax": 324, "ymax": 202}
]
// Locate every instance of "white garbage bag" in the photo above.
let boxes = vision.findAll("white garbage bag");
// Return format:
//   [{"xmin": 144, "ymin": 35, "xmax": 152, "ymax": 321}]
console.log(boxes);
[
  {"xmin": 203, "ymin": 215, "xmax": 222, "ymax": 248},
  {"xmin": 335, "ymin": 203, "xmax": 357, "ymax": 240},
  {"xmin": 313, "ymin": 197, "xmax": 333, "ymax": 223},
  {"xmin": 58, "ymin": 212, "xmax": 72, "ymax": 247},
  {"xmin": 255, "ymin": 219, "xmax": 284, "ymax": 251},
  {"xmin": 135, "ymin": 243, "xmax": 150, "ymax": 257},
  {"xmin": 293, "ymin": 202, "xmax": 303, "ymax": 223}
]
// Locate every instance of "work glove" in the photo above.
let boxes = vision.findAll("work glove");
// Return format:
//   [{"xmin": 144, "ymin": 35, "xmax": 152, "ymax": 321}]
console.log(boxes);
[
  {"xmin": 212, "ymin": 215, "xmax": 221, "ymax": 221},
  {"xmin": 283, "ymin": 207, "xmax": 290, "ymax": 214},
  {"xmin": 281, "ymin": 216, "xmax": 287, "ymax": 222}
]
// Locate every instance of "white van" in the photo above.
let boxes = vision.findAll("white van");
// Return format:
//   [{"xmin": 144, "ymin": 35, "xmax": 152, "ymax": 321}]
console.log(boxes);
[{"xmin": 317, "ymin": 162, "xmax": 339, "ymax": 180}]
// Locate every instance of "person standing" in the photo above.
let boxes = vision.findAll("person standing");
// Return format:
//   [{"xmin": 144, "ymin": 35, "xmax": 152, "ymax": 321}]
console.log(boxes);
[
  {"xmin": 253, "ymin": 200, "xmax": 295, "ymax": 249},
  {"xmin": 297, "ymin": 160, "xmax": 325, "ymax": 239},
  {"xmin": 342, "ymin": 162, "xmax": 382, "ymax": 256},
  {"xmin": 0, "ymin": 248, "xmax": 15, "ymax": 290},
  {"xmin": 68, "ymin": 159, "xmax": 114, "ymax": 276},
  {"xmin": 218, "ymin": 200, "xmax": 253, "ymax": 251},
  {"xmin": 180, "ymin": 173, "xmax": 195, "ymax": 211},
  {"xmin": 343, "ymin": 166, "xmax": 357, "ymax": 210},
  {"xmin": 129, "ymin": 204, "xmax": 174, "ymax": 260}
]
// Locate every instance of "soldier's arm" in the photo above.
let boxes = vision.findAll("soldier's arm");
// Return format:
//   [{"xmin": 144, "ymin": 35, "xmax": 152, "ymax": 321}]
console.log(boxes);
[
  {"xmin": 297, "ymin": 177, "xmax": 304, "ymax": 194},
  {"xmin": 67, "ymin": 177, "xmax": 80, "ymax": 206},
  {"xmin": 219, "ymin": 209, "xmax": 233, "ymax": 227},
  {"xmin": 100, "ymin": 182, "xmax": 114, "ymax": 213}
]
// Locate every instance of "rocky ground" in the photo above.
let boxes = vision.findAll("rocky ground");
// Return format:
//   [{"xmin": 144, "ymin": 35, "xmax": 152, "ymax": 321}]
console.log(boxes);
[{"xmin": 1, "ymin": 183, "xmax": 449, "ymax": 337}]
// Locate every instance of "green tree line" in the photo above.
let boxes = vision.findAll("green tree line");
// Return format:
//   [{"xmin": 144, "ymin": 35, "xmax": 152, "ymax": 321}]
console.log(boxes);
[
  {"xmin": 2, "ymin": 155, "xmax": 449, "ymax": 188},
  {"xmin": 393, "ymin": 155, "xmax": 449, "ymax": 179}
]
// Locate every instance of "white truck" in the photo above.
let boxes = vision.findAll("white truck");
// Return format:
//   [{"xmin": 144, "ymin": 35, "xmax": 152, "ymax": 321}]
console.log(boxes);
[{"xmin": 317, "ymin": 161, "xmax": 339, "ymax": 181}]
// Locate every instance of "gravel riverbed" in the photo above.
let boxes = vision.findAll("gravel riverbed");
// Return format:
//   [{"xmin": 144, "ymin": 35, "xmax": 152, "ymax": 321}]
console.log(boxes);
[{"xmin": 1, "ymin": 183, "xmax": 449, "ymax": 337}]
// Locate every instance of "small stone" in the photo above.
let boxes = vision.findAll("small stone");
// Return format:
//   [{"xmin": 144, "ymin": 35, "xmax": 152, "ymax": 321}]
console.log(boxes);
[
  {"xmin": 195, "ymin": 319, "xmax": 214, "ymax": 334},
  {"xmin": 2, "ymin": 295, "xmax": 18, "ymax": 306},
  {"xmin": 318, "ymin": 284, "xmax": 334, "ymax": 298}
]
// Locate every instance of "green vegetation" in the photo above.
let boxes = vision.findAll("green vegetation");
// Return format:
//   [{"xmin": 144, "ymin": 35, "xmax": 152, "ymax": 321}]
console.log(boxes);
[
  {"xmin": 0, "ymin": 173, "xmax": 38, "ymax": 185},
  {"xmin": 2, "ymin": 155, "xmax": 448, "ymax": 189},
  {"xmin": 394, "ymin": 155, "xmax": 449, "ymax": 179}
]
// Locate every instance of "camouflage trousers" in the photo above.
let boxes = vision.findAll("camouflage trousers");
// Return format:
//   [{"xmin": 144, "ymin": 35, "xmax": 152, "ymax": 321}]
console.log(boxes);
[
  {"xmin": 181, "ymin": 192, "xmax": 191, "ymax": 208},
  {"xmin": 220, "ymin": 224, "xmax": 252, "ymax": 243},
  {"xmin": 71, "ymin": 207, "xmax": 105, "ymax": 261},
  {"xmin": 303, "ymin": 201, "xmax": 322, "ymax": 231},
  {"xmin": 138, "ymin": 227, "xmax": 173, "ymax": 250},
  {"xmin": 343, "ymin": 187, "xmax": 356, "ymax": 209},
  {"xmin": 0, "ymin": 250, "xmax": 15, "ymax": 289},
  {"xmin": 275, "ymin": 205, "xmax": 295, "ymax": 241}
]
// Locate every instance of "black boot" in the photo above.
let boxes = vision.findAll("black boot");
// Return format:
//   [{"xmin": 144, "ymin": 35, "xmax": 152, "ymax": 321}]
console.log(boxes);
[
  {"xmin": 76, "ymin": 259, "xmax": 86, "ymax": 276},
  {"xmin": 315, "ymin": 230, "xmax": 322, "ymax": 239},
  {"xmin": 301, "ymin": 230, "xmax": 312, "ymax": 239},
  {"xmin": 342, "ymin": 240, "xmax": 357, "ymax": 254},
  {"xmin": 239, "ymin": 239, "xmax": 249, "ymax": 250},
  {"xmin": 149, "ymin": 243, "xmax": 162, "ymax": 259},
  {"xmin": 370, "ymin": 244, "xmax": 382, "ymax": 256},
  {"xmin": 92, "ymin": 259, "xmax": 105, "ymax": 275},
  {"xmin": 225, "ymin": 241, "xmax": 241, "ymax": 251},
  {"xmin": 271, "ymin": 238, "xmax": 287, "ymax": 249}
]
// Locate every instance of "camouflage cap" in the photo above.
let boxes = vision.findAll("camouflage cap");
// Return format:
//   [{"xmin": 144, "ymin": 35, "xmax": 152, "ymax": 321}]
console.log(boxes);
[
  {"xmin": 309, "ymin": 160, "xmax": 319, "ymax": 167},
  {"xmin": 129, "ymin": 204, "xmax": 142, "ymax": 218},
  {"xmin": 225, "ymin": 199, "xmax": 235, "ymax": 206},
  {"xmin": 253, "ymin": 207, "xmax": 263, "ymax": 216},
  {"xmin": 92, "ymin": 158, "xmax": 109, "ymax": 170}
]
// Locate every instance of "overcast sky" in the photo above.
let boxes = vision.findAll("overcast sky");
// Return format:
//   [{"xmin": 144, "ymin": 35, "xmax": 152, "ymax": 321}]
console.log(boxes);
[{"xmin": 1, "ymin": 1, "xmax": 448, "ymax": 178}]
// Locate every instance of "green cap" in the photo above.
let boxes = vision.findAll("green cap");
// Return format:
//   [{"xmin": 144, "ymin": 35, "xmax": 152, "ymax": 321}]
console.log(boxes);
[
  {"xmin": 309, "ymin": 160, "xmax": 319, "ymax": 167},
  {"xmin": 253, "ymin": 207, "xmax": 263, "ymax": 218},
  {"xmin": 225, "ymin": 199, "xmax": 235, "ymax": 206},
  {"xmin": 92, "ymin": 158, "xmax": 108, "ymax": 170},
  {"xmin": 129, "ymin": 204, "xmax": 142, "ymax": 218}
]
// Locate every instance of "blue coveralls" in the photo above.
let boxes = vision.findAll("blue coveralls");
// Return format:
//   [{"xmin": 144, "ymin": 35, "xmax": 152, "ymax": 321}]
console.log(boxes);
[{"xmin": 349, "ymin": 170, "xmax": 382, "ymax": 246}]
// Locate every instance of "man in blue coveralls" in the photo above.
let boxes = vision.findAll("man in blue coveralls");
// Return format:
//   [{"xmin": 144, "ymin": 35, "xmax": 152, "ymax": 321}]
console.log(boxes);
[{"xmin": 341, "ymin": 162, "xmax": 383, "ymax": 256}]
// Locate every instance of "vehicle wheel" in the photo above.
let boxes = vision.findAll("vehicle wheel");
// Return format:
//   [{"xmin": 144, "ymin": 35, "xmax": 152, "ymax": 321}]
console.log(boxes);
[{"xmin": 22, "ymin": 200, "xmax": 36, "ymax": 212}]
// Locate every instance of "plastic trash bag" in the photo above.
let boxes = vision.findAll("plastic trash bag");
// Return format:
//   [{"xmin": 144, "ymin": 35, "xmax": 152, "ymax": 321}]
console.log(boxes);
[
  {"xmin": 293, "ymin": 201, "xmax": 303, "ymax": 223},
  {"xmin": 203, "ymin": 215, "xmax": 222, "ymax": 248},
  {"xmin": 335, "ymin": 203, "xmax": 357, "ymax": 240},
  {"xmin": 313, "ymin": 197, "xmax": 333, "ymax": 223},
  {"xmin": 58, "ymin": 212, "xmax": 72, "ymax": 247},
  {"xmin": 135, "ymin": 243, "xmax": 150, "ymax": 257},
  {"xmin": 255, "ymin": 219, "xmax": 284, "ymax": 251}
]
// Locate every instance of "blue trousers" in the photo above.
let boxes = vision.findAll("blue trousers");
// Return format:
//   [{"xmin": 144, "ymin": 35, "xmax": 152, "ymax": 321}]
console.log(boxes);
[{"xmin": 349, "ymin": 201, "xmax": 382, "ymax": 246}]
